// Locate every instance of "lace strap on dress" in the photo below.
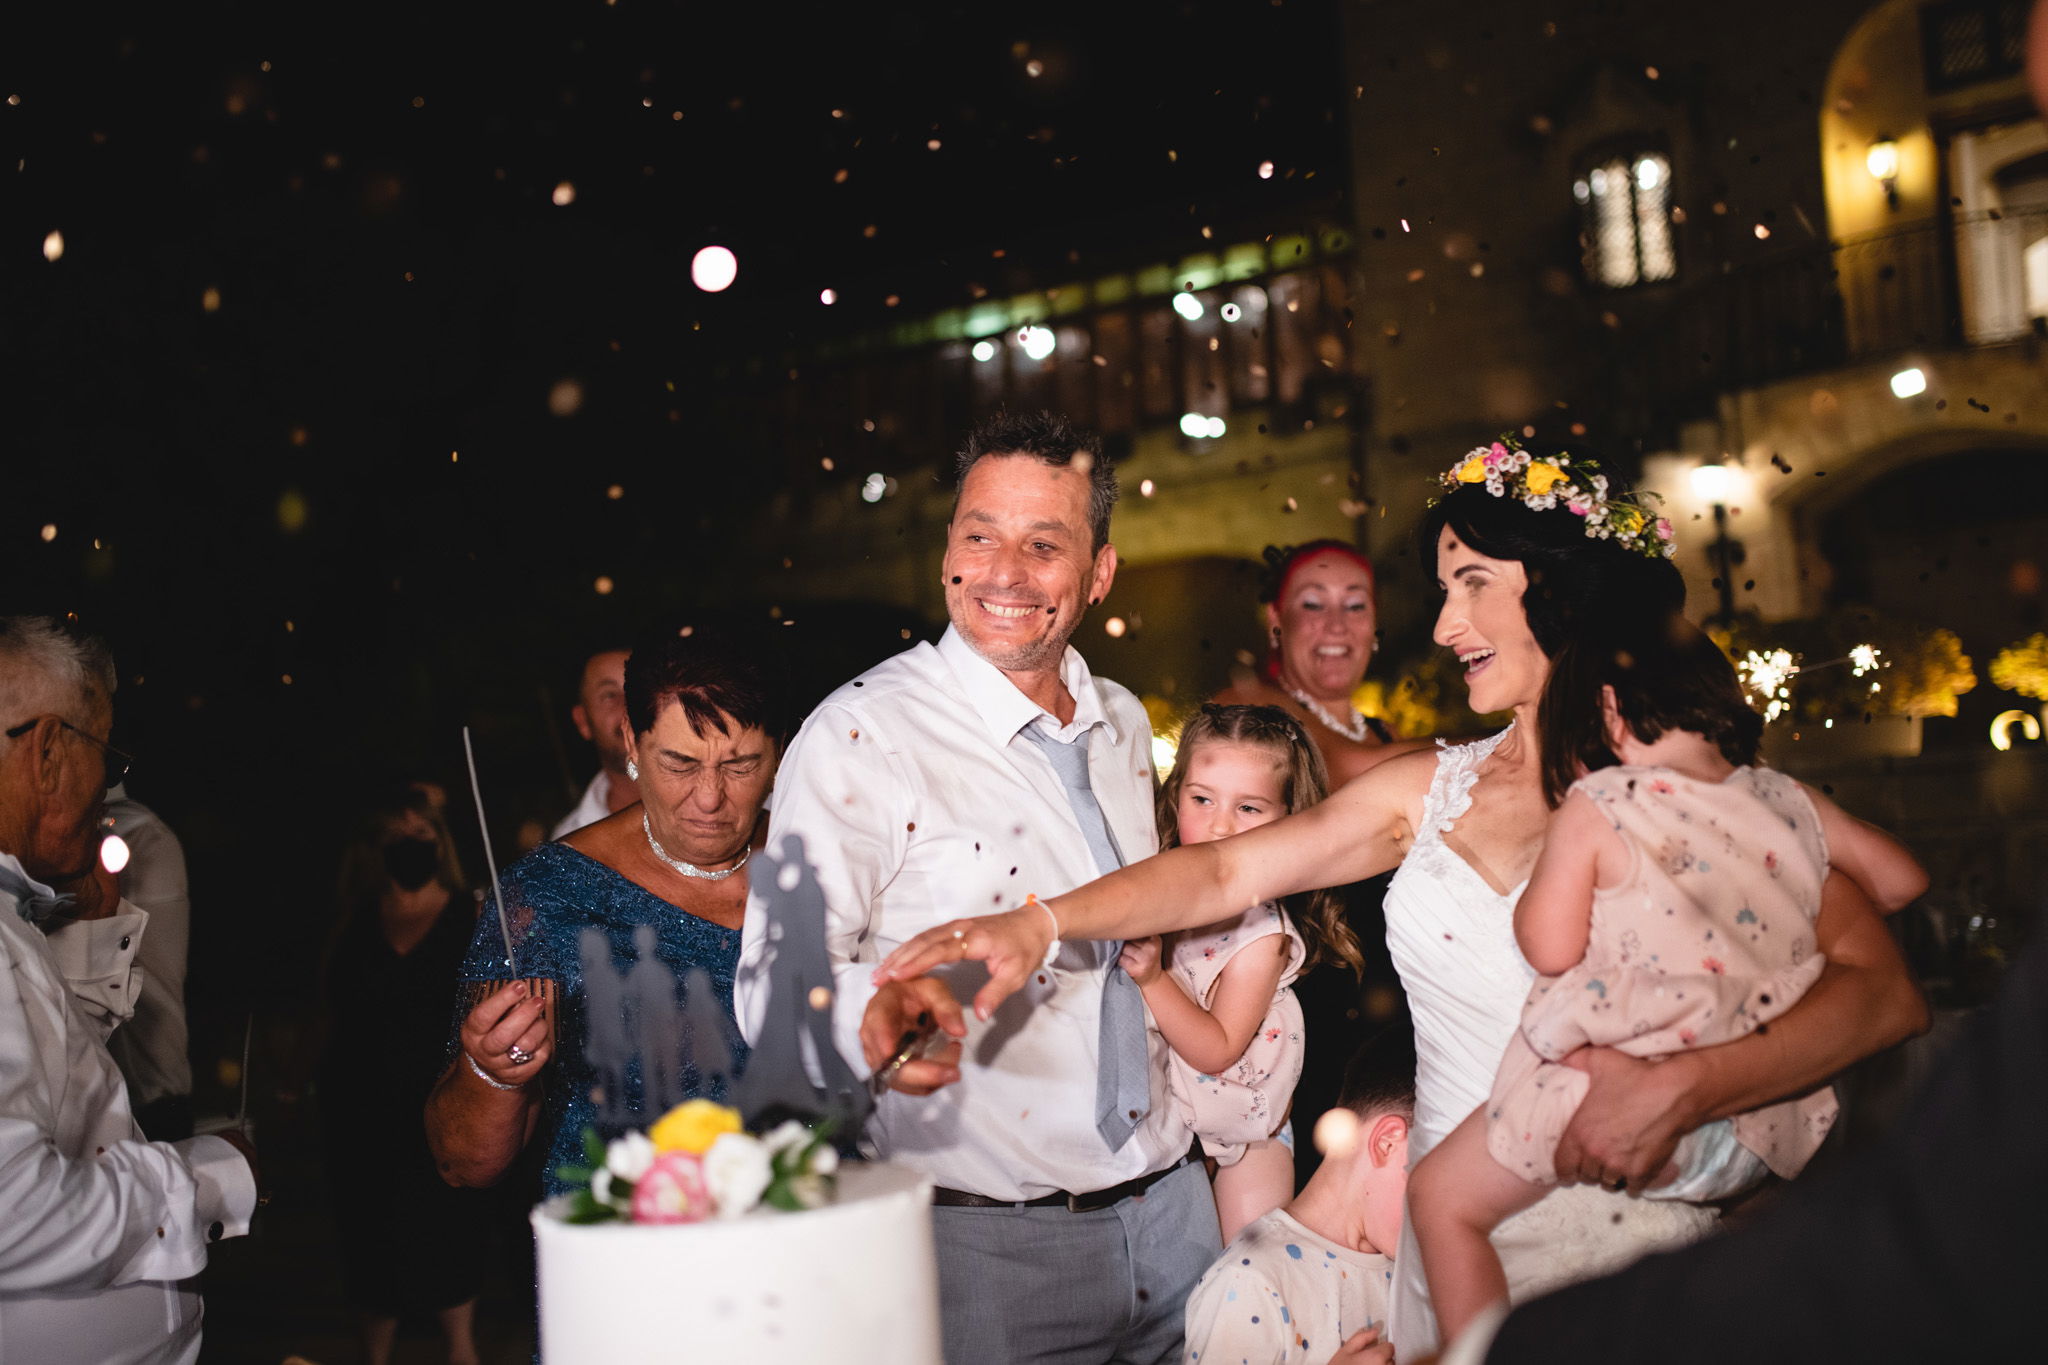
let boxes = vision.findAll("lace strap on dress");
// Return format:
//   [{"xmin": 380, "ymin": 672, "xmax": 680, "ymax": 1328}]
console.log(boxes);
[{"xmin": 1418, "ymin": 725, "xmax": 1515, "ymax": 838}]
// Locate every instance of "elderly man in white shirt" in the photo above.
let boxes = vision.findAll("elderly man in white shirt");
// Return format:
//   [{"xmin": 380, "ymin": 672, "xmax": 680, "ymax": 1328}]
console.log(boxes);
[
  {"xmin": 738, "ymin": 414, "xmax": 1220, "ymax": 1364},
  {"xmin": 0, "ymin": 616, "xmax": 257, "ymax": 1365}
]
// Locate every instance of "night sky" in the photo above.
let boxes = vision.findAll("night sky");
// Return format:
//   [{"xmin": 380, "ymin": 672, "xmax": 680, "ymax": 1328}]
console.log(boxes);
[{"xmin": 4, "ymin": 2, "xmax": 1349, "ymax": 1016}]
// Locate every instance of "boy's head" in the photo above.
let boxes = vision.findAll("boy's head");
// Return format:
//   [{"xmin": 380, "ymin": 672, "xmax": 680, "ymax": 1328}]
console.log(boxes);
[{"xmin": 1313, "ymin": 1030, "xmax": 1416, "ymax": 1255}]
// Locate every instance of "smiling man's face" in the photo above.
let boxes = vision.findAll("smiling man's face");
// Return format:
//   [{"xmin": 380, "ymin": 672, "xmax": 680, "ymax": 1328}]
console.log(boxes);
[{"xmin": 942, "ymin": 452, "xmax": 1115, "ymax": 678}]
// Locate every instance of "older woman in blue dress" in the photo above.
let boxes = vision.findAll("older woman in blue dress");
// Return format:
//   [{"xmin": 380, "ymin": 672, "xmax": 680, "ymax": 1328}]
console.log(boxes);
[{"xmin": 425, "ymin": 624, "xmax": 784, "ymax": 1195}]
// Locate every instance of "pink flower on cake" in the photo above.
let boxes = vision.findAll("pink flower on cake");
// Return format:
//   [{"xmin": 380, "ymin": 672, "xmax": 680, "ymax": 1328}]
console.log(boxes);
[{"xmin": 632, "ymin": 1151, "xmax": 714, "ymax": 1224}]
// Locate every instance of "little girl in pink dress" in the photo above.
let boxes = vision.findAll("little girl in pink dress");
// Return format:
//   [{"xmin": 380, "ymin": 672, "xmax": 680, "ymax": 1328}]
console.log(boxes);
[
  {"xmin": 1409, "ymin": 617, "xmax": 1928, "ymax": 1344},
  {"xmin": 1119, "ymin": 704, "xmax": 1364, "ymax": 1241}
]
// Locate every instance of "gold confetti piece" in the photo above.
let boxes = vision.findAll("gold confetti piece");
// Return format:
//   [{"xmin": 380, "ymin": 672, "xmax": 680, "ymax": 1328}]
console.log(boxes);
[
  {"xmin": 594, "ymin": 576, "xmax": 614, "ymax": 595},
  {"xmin": 552, "ymin": 181, "xmax": 575, "ymax": 206},
  {"xmin": 42, "ymin": 230, "xmax": 63, "ymax": 261}
]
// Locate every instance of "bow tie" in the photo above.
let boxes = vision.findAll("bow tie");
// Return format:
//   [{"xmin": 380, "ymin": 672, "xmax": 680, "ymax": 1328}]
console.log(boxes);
[{"xmin": 0, "ymin": 863, "xmax": 76, "ymax": 927}]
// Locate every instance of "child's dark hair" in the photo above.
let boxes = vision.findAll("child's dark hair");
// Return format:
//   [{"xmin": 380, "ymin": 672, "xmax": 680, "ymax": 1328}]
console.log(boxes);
[
  {"xmin": 1334, "ymin": 1025, "xmax": 1417, "ymax": 1121},
  {"xmin": 1158, "ymin": 703, "xmax": 1364, "ymax": 976},
  {"xmin": 1538, "ymin": 612, "xmax": 1765, "ymax": 807}
]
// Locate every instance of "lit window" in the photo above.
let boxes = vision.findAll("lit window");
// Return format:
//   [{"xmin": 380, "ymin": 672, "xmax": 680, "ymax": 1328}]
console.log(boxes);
[{"xmin": 1576, "ymin": 152, "xmax": 1676, "ymax": 288}]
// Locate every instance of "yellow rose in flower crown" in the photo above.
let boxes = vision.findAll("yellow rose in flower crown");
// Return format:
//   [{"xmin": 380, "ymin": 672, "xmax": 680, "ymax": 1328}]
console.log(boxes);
[
  {"xmin": 1457, "ymin": 456, "xmax": 1488, "ymax": 483},
  {"xmin": 1524, "ymin": 462, "xmax": 1568, "ymax": 496},
  {"xmin": 649, "ymin": 1099, "xmax": 743, "ymax": 1154},
  {"xmin": 1608, "ymin": 505, "xmax": 1645, "ymax": 535}
]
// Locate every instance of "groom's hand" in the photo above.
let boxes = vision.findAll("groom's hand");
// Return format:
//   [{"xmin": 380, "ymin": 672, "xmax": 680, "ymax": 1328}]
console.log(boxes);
[
  {"xmin": 1553, "ymin": 1046, "xmax": 1700, "ymax": 1195},
  {"xmin": 860, "ymin": 978, "xmax": 965, "ymax": 1096}
]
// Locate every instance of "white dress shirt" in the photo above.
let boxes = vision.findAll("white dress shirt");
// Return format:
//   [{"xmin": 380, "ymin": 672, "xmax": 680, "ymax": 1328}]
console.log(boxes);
[
  {"xmin": 0, "ymin": 853, "xmax": 256, "ymax": 1365},
  {"xmin": 550, "ymin": 770, "xmax": 615, "ymax": 841},
  {"xmin": 737, "ymin": 626, "xmax": 1185, "ymax": 1201},
  {"xmin": 103, "ymin": 788, "xmax": 194, "ymax": 1109}
]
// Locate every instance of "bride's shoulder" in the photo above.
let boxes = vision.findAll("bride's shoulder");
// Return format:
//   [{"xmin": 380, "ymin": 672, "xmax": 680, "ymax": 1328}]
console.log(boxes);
[{"xmin": 1331, "ymin": 740, "xmax": 1439, "ymax": 808}]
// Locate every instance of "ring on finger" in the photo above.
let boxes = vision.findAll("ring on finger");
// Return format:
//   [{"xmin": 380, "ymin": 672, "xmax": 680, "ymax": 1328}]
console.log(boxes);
[{"xmin": 507, "ymin": 1044, "xmax": 534, "ymax": 1066}]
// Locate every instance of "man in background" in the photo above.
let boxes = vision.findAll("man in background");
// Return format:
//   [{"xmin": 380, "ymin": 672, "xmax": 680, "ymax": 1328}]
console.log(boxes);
[
  {"xmin": 103, "ymin": 782, "xmax": 194, "ymax": 1140},
  {"xmin": 551, "ymin": 647, "xmax": 633, "ymax": 839}
]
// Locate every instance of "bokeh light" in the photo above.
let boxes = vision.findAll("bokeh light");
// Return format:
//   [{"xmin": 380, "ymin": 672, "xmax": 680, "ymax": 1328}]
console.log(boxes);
[{"xmin": 691, "ymin": 245, "xmax": 738, "ymax": 292}]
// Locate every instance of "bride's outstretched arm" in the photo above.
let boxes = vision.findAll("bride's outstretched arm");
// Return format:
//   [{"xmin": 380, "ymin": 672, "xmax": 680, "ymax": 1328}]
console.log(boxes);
[
  {"xmin": 1553, "ymin": 870, "xmax": 1928, "ymax": 1193},
  {"xmin": 875, "ymin": 747, "xmax": 1434, "ymax": 1022}
]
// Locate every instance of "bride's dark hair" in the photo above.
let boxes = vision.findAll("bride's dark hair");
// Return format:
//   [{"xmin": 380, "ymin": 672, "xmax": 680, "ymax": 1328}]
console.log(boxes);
[{"xmin": 1416, "ymin": 440, "xmax": 1684, "ymax": 659}]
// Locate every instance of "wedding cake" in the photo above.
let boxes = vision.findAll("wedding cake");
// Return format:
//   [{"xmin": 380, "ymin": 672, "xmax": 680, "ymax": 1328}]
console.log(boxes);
[
  {"xmin": 531, "ymin": 1160, "xmax": 941, "ymax": 1364},
  {"xmin": 528, "ymin": 835, "xmax": 941, "ymax": 1362}
]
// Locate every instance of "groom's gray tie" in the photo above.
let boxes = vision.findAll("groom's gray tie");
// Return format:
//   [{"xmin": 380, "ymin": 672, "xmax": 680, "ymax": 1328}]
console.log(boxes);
[{"xmin": 1020, "ymin": 724, "xmax": 1150, "ymax": 1151}]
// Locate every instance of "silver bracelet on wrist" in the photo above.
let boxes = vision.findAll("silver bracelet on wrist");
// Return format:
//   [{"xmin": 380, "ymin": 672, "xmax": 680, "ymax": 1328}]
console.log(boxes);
[
  {"xmin": 1028, "ymin": 893, "xmax": 1062, "ymax": 967},
  {"xmin": 464, "ymin": 1051, "xmax": 523, "ymax": 1093}
]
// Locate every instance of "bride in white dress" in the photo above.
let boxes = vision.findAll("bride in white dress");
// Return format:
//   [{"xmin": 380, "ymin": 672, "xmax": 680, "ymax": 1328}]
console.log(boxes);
[{"xmin": 879, "ymin": 439, "xmax": 1927, "ymax": 1356}]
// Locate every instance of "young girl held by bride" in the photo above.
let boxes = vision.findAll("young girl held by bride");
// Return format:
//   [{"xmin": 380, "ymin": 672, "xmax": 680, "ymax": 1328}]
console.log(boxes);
[
  {"xmin": 1120, "ymin": 703, "xmax": 1365, "ymax": 1240},
  {"xmin": 1408, "ymin": 614, "xmax": 1927, "ymax": 1343}
]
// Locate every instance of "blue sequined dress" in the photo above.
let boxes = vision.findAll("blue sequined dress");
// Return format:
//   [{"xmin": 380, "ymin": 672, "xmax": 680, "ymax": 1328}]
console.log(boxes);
[{"xmin": 453, "ymin": 841, "xmax": 749, "ymax": 1197}]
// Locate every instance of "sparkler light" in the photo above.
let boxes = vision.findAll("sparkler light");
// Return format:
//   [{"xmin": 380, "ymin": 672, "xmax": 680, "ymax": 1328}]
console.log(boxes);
[{"xmin": 1739, "ymin": 648, "xmax": 1799, "ymax": 723}]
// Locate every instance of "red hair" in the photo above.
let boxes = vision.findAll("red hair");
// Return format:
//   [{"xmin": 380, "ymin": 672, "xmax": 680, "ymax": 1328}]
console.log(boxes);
[{"xmin": 1258, "ymin": 540, "xmax": 1378, "ymax": 683}]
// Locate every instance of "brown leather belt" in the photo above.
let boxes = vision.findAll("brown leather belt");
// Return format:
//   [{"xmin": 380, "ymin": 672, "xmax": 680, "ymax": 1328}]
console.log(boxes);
[{"xmin": 931, "ymin": 1145, "xmax": 1198, "ymax": 1213}]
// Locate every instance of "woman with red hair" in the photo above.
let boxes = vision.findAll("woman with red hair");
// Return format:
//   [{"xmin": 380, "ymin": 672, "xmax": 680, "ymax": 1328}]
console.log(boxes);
[{"xmin": 1214, "ymin": 540, "xmax": 1428, "ymax": 787}]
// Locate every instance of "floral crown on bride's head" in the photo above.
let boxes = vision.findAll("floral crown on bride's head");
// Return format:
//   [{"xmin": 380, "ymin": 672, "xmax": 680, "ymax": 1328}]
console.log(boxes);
[{"xmin": 1434, "ymin": 435, "xmax": 1675, "ymax": 560}]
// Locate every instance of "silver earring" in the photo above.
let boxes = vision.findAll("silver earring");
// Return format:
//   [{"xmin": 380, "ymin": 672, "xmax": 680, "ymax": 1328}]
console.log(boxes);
[{"xmin": 626, "ymin": 760, "xmax": 639, "ymax": 780}]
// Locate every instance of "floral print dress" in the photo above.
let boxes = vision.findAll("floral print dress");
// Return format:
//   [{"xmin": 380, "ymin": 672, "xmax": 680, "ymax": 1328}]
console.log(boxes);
[
  {"xmin": 1163, "ymin": 902, "xmax": 1307, "ymax": 1165},
  {"xmin": 1486, "ymin": 765, "xmax": 1838, "ymax": 1186}
]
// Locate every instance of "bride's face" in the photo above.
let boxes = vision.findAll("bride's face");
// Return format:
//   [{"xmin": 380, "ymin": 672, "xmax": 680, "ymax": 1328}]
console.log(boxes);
[{"xmin": 1433, "ymin": 527, "xmax": 1549, "ymax": 716}]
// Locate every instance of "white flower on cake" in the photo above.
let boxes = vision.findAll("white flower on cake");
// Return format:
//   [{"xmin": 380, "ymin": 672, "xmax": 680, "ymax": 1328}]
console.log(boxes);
[
  {"xmin": 558, "ymin": 1100, "xmax": 841, "ymax": 1224},
  {"xmin": 702, "ymin": 1133, "xmax": 773, "ymax": 1217}
]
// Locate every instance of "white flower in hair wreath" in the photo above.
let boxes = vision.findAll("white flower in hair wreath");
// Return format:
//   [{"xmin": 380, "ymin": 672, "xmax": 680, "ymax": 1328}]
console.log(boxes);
[{"xmin": 1435, "ymin": 436, "xmax": 1676, "ymax": 560}]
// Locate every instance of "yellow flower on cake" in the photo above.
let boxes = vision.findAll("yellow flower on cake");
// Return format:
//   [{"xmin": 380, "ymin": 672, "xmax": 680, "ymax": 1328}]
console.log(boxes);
[
  {"xmin": 1524, "ymin": 462, "xmax": 1567, "ymax": 495},
  {"xmin": 1457, "ymin": 456, "xmax": 1487, "ymax": 483},
  {"xmin": 649, "ymin": 1099, "xmax": 743, "ymax": 1154}
]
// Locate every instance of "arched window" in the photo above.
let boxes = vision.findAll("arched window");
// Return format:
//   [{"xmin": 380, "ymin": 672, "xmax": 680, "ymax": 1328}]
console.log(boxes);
[{"xmin": 1574, "ymin": 152, "xmax": 1676, "ymax": 288}]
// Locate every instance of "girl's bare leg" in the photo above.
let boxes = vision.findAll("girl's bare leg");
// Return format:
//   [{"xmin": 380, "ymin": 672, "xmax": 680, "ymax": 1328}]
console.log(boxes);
[{"xmin": 1409, "ymin": 1111, "xmax": 1551, "ymax": 1344}]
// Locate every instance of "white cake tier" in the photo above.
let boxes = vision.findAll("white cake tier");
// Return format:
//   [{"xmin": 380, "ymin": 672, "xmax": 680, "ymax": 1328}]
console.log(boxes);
[{"xmin": 531, "ymin": 1160, "xmax": 941, "ymax": 1365}]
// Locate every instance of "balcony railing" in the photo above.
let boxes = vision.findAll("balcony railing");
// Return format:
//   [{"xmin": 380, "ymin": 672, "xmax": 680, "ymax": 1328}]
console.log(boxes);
[{"xmin": 1608, "ymin": 210, "xmax": 2047, "ymax": 435}]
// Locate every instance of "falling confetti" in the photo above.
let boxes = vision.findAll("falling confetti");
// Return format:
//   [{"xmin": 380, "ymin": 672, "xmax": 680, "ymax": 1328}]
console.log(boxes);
[
  {"xmin": 548, "ymin": 379, "xmax": 585, "ymax": 416},
  {"xmin": 39, "ymin": 523, "xmax": 57, "ymax": 542},
  {"xmin": 42, "ymin": 230, "xmax": 63, "ymax": 261},
  {"xmin": 552, "ymin": 181, "xmax": 576, "ymax": 206}
]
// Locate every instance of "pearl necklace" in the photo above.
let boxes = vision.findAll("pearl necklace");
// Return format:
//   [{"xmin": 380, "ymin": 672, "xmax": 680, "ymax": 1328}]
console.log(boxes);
[
  {"xmin": 1283, "ymin": 684, "xmax": 1372, "ymax": 744},
  {"xmin": 642, "ymin": 812, "xmax": 751, "ymax": 882}
]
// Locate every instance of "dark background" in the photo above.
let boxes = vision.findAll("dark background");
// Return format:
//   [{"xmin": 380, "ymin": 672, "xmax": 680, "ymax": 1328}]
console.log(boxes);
[{"xmin": 3, "ymin": 0, "xmax": 1348, "ymax": 1020}]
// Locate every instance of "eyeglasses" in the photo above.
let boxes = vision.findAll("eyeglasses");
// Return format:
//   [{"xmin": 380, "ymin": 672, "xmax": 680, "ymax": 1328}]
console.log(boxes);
[{"xmin": 4, "ymin": 717, "xmax": 135, "ymax": 790}]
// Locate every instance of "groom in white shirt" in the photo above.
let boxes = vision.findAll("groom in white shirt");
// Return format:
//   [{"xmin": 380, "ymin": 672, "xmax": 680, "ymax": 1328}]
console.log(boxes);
[
  {"xmin": 0, "ymin": 616, "xmax": 257, "ymax": 1365},
  {"xmin": 738, "ymin": 413, "xmax": 1219, "ymax": 1363}
]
